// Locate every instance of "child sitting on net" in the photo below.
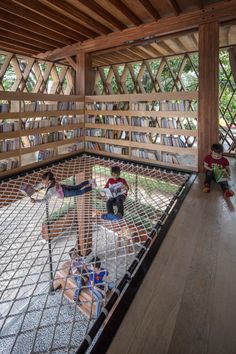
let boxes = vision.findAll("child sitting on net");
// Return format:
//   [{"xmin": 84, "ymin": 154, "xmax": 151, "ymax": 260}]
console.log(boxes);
[
  {"xmin": 203, "ymin": 143, "xmax": 234, "ymax": 198},
  {"xmin": 69, "ymin": 249, "xmax": 89, "ymax": 303},
  {"xmin": 30, "ymin": 171, "xmax": 96, "ymax": 203},
  {"xmin": 101, "ymin": 166, "xmax": 129, "ymax": 219},
  {"xmin": 88, "ymin": 257, "xmax": 114, "ymax": 318}
]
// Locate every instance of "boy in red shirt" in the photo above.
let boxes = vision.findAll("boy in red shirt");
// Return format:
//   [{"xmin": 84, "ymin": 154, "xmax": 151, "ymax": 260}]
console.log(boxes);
[
  {"xmin": 203, "ymin": 143, "xmax": 234, "ymax": 198},
  {"xmin": 104, "ymin": 165, "xmax": 129, "ymax": 217}
]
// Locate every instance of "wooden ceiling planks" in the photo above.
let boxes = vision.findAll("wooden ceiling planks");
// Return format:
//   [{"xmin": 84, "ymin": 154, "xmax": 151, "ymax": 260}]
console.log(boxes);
[
  {"xmin": 0, "ymin": 0, "xmax": 234, "ymax": 62},
  {"xmin": 42, "ymin": 0, "xmax": 110, "ymax": 35},
  {"xmin": 13, "ymin": 0, "xmax": 98, "ymax": 38}
]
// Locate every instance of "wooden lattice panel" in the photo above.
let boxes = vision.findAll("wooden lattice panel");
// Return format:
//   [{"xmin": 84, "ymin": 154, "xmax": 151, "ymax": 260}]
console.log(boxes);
[{"xmin": 0, "ymin": 50, "xmax": 74, "ymax": 94}]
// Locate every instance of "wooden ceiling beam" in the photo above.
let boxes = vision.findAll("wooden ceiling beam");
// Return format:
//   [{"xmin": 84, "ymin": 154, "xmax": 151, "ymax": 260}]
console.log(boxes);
[
  {"xmin": 0, "ymin": 10, "xmax": 75, "ymax": 45},
  {"xmin": 40, "ymin": 0, "xmax": 236, "ymax": 60},
  {"xmin": 0, "ymin": 20, "xmax": 63, "ymax": 48},
  {"xmin": 109, "ymin": 0, "xmax": 143, "ymax": 26},
  {"xmin": 0, "ymin": 38, "xmax": 39, "ymax": 54},
  {"xmin": 65, "ymin": 57, "xmax": 77, "ymax": 71},
  {"xmin": 0, "ymin": 1, "xmax": 85, "ymax": 42},
  {"xmin": 0, "ymin": 30, "xmax": 55, "ymax": 51},
  {"xmin": 44, "ymin": 0, "xmax": 111, "ymax": 35},
  {"xmin": 0, "ymin": 35, "xmax": 48, "ymax": 52},
  {"xmin": 138, "ymin": 0, "xmax": 161, "ymax": 20},
  {"xmin": 13, "ymin": 0, "xmax": 97, "ymax": 38},
  {"xmin": 76, "ymin": 0, "xmax": 127, "ymax": 31},
  {"xmin": 0, "ymin": 43, "xmax": 37, "ymax": 56},
  {"xmin": 168, "ymin": 0, "xmax": 181, "ymax": 16}
]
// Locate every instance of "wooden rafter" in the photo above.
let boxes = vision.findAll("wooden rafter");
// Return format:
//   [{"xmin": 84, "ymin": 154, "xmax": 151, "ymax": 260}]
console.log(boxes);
[
  {"xmin": 40, "ymin": 0, "xmax": 236, "ymax": 61},
  {"xmin": 0, "ymin": 10, "xmax": 75, "ymax": 45},
  {"xmin": 0, "ymin": 30, "xmax": 55, "ymax": 51},
  {"xmin": 109, "ymin": 0, "xmax": 143, "ymax": 26},
  {"xmin": 0, "ymin": 1, "xmax": 86, "ymax": 42},
  {"xmin": 168, "ymin": 0, "xmax": 181, "ymax": 15},
  {"xmin": 13, "ymin": 0, "xmax": 97, "ymax": 38},
  {"xmin": 0, "ymin": 20, "xmax": 64, "ymax": 48},
  {"xmin": 138, "ymin": 0, "xmax": 161, "ymax": 20},
  {"xmin": 76, "ymin": 0, "xmax": 127, "ymax": 31},
  {"xmin": 43, "ymin": 0, "xmax": 111, "ymax": 35}
]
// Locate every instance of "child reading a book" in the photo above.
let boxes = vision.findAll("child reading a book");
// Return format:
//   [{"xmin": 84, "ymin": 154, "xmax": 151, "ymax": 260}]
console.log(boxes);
[
  {"xmin": 102, "ymin": 165, "xmax": 129, "ymax": 217},
  {"xmin": 29, "ymin": 171, "xmax": 96, "ymax": 203},
  {"xmin": 203, "ymin": 143, "xmax": 234, "ymax": 198}
]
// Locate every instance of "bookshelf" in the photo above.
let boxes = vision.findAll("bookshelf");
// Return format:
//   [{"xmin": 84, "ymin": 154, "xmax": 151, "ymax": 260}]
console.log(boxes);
[
  {"xmin": 85, "ymin": 92, "xmax": 198, "ymax": 171},
  {"xmin": 0, "ymin": 91, "xmax": 84, "ymax": 177}
]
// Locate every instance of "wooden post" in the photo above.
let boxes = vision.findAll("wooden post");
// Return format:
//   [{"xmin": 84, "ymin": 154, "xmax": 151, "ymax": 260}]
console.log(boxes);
[
  {"xmin": 76, "ymin": 170, "xmax": 93, "ymax": 256},
  {"xmin": 76, "ymin": 51, "xmax": 95, "ymax": 95},
  {"xmin": 75, "ymin": 51, "xmax": 94, "ymax": 255},
  {"xmin": 198, "ymin": 21, "xmax": 219, "ymax": 171}
]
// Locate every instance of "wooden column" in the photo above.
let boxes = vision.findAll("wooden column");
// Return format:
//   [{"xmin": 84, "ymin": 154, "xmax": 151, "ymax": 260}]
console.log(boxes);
[
  {"xmin": 198, "ymin": 21, "xmax": 219, "ymax": 171},
  {"xmin": 75, "ymin": 53, "xmax": 94, "ymax": 255},
  {"xmin": 76, "ymin": 51, "xmax": 95, "ymax": 95}
]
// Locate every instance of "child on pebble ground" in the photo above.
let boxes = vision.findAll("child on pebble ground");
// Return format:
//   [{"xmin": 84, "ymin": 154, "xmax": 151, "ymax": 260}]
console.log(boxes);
[
  {"xmin": 203, "ymin": 143, "xmax": 234, "ymax": 198},
  {"xmin": 30, "ymin": 171, "xmax": 97, "ymax": 203}
]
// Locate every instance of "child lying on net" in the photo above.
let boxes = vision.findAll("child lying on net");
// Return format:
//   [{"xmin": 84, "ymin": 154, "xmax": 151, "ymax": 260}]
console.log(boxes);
[{"xmin": 27, "ymin": 171, "xmax": 96, "ymax": 203}]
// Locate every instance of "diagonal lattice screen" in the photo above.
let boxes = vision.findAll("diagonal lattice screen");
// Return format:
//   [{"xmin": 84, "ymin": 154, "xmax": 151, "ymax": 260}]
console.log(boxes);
[{"xmin": 0, "ymin": 155, "xmax": 190, "ymax": 353}]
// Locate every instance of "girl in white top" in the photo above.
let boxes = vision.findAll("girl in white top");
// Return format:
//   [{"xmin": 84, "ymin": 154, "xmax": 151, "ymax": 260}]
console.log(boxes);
[{"xmin": 31, "ymin": 171, "xmax": 96, "ymax": 203}]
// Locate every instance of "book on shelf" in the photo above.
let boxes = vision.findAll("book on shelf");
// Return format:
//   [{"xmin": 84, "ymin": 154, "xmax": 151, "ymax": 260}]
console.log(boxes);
[
  {"xmin": 161, "ymin": 152, "xmax": 179, "ymax": 164},
  {"xmin": 131, "ymin": 148, "xmax": 160, "ymax": 161},
  {"xmin": 0, "ymin": 138, "xmax": 20, "ymax": 152},
  {"xmin": 0, "ymin": 121, "xmax": 19, "ymax": 132},
  {"xmin": 36, "ymin": 148, "xmax": 56, "ymax": 161},
  {"xmin": 0, "ymin": 158, "xmax": 19, "ymax": 172}
]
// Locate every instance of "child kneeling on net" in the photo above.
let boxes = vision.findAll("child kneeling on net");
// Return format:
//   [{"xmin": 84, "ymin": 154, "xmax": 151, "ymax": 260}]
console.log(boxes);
[
  {"xmin": 31, "ymin": 171, "xmax": 96, "ymax": 203},
  {"xmin": 88, "ymin": 257, "xmax": 114, "ymax": 318},
  {"xmin": 203, "ymin": 143, "xmax": 234, "ymax": 198}
]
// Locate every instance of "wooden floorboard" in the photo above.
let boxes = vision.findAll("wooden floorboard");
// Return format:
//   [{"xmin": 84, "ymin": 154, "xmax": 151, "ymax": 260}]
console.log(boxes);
[{"xmin": 107, "ymin": 160, "xmax": 236, "ymax": 354}]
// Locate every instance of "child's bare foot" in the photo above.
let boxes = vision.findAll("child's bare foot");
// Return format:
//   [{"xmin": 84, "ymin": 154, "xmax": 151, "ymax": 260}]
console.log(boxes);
[
  {"xmin": 224, "ymin": 189, "xmax": 234, "ymax": 198},
  {"xmin": 203, "ymin": 184, "xmax": 210, "ymax": 193}
]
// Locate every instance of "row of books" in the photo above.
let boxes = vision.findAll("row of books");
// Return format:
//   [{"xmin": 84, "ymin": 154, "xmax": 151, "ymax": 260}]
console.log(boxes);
[
  {"xmin": 161, "ymin": 136, "xmax": 186, "ymax": 147},
  {"xmin": 131, "ymin": 132, "xmax": 153, "ymax": 144},
  {"xmin": 162, "ymin": 152, "xmax": 179, "ymax": 164},
  {"xmin": 66, "ymin": 142, "xmax": 84, "ymax": 152},
  {"xmin": 23, "ymin": 116, "xmax": 81, "ymax": 130},
  {"xmin": 28, "ymin": 129, "xmax": 82, "ymax": 146},
  {"xmin": 86, "ymin": 102, "xmax": 128, "ymax": 111},
  {"xmin": 104, "ymin": 144, "xmax": 129, "ymax": 155},
  {"xmin": 0, "ymin": 138, "xmax": 20, "ymax": 152},
  {"xmin": 86, "ymin": 129, "xmax": 128, "ymax": 140},
  {"xmin": 36, "ymin": 149, "xmax": 56, "ymax": 161},
  {"xmin": 23, "ymin": 102, "xmax": 82, "ymax": 112},
  {"xmin": 0, "ymin": 158, "xmax": 19, "ymax": 172},
  {"xmin": 0, "ymin": 121, "xmax": 19, "ymax": 132},
  {"xmin": 86, "ymin": 115, "xmax": 129, "ymax": 126},
  {"xmin": 131, "ymin": 148, "xmax": 159, "ymax": 161},
  {"xmin": 130, "ymin": 101, "xmax": 193, "ymax": 111}
]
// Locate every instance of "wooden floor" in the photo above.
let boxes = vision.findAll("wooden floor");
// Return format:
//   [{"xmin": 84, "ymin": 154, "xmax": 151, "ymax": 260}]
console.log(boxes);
[{"xmin": 107, "ymin": 161, "xmax": 236, "ymax": 354}]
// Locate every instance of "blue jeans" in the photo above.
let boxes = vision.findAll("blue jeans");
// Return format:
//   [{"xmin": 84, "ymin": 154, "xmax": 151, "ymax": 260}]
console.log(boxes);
[
  {"xmin": 73, "ymin": 275, "xmax": 83, "ymax": 301},
  {"xmin": 90, "ymin": 288, "xmax": 104, "ymax": 318},
  {"xmin": 90, "ymin": 282, "xmax": 114, "ymax": 318},
  {"xmin": 204, "ymin": 171, "xmax": 229, "ymax": 191},
  {"xmin": 62, "ymin": 180, "xmax": 92, "ymax": 197}
]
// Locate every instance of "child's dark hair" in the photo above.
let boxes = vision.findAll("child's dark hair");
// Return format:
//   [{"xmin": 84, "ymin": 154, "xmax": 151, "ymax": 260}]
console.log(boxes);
[
  {"xmin": 90, "ymin": 256, "xmax": 101, "ymax": 269},
  {"xmin": 211, "ymin": 143, "xmax": 223, "ymax": 154},
  {"xmin": 42, "ymin": 171, "xmax": 54, "ymax": 181},
  {"xmin": 111, "ymin": 166, "xmax": 120, "ymax": 175},
  {"xmin": 41, "ymin": 171, "xmax": 55, "ymax": 189}
]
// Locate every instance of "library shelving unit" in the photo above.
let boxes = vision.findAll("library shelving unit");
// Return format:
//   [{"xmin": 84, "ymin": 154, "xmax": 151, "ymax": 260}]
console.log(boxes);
[
  {"xmin": 0, "ymin": 91, "xmax": 84, "ymax": 177},
  {"xmin": 85, "ymin": 92, "xmax": 198, "ymax": 171}
]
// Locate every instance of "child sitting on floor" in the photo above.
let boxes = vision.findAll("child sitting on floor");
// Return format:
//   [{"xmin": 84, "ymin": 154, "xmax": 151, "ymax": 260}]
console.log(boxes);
[
  {"xmin": 70, "ymin": 250, "xmax": 89, "ymax": 303},
  {"xmin": 30, "ymin": 171, "xmax": 96, "ymax": 203},
  {"xmin": 203, "ymin": 143, "xmax": 234, "ymax": 198},
  {"xmin": 88, "ymin": 257, "xmax": 114, "ymax": 318},
  {"xmin": 103, "ymin": 166, "xmax": 129, "ymax": 218}
]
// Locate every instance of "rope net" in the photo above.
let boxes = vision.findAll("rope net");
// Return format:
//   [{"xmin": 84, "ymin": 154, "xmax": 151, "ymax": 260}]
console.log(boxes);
[{"xmin": 0, "ymin": 155, "xmax": 189, "ymax": 354}]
